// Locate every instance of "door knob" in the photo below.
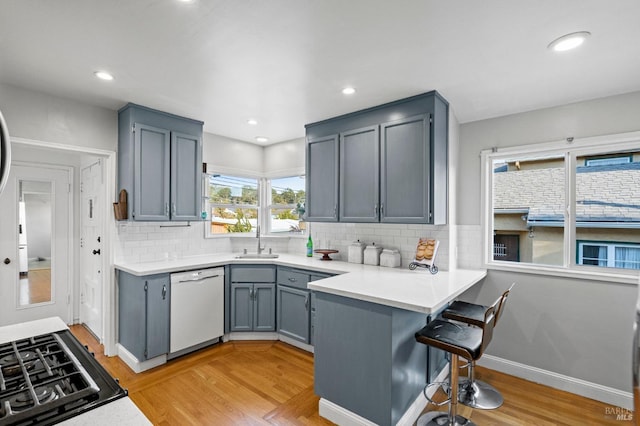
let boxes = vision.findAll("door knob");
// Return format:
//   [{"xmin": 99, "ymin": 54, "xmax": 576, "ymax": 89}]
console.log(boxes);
[
  {"xmin": 3, "ymin": 258, "xmax": 10, "ymax": 264},
  {"xmin": 92, "ymin": 249, "xmax": 101, "ymax": 255}
]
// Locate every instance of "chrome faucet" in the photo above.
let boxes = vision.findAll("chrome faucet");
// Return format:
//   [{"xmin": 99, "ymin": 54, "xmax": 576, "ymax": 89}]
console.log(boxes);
[{"xmin": 256, "ymin": 225, "xmax": 265, "ymax": 254}]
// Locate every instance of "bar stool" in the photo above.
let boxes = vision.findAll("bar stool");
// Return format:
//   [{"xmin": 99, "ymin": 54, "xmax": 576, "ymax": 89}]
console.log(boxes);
[
  {"xmin": 442, "ymin": 283, "xmax": 515, "ymax": 410},
  {"xmin": 414, "ymin": 302, "xmax": 497, "ymax": 426}
]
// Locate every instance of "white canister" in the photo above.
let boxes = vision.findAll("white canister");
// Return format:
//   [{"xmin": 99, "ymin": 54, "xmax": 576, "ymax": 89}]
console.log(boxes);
[
  {"xmin": 348, "ymin": 240, "xmax": 366, "ymax": 264},
  {"xmin": 380, "ymin": 249, "xmax": 401, "ymax": 268},
  {"xmin": 363, "ymin": 243, "xmax": 383, "ymax": 266}
]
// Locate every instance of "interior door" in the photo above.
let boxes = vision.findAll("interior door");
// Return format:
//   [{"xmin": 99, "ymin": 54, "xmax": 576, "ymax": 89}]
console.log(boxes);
[
  {"xmin": 0, "ymin": 163, "xmax": 71, "ymax": 326},
  {"xmin": 80, "ymin": 160, "xmax": 104, "ymax": 339}
]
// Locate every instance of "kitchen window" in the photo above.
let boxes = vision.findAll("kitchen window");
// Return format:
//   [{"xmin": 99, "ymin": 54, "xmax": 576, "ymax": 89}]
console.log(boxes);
[
  {"xmin": 206, "ymin": 174, "xmax": 259, "ymax": 235},
  {"xmin": 205, "ymin": 173, "xmax": 307, "ymax": 236},
  {"xmin": 482, "ymin": 131, "xmax": 640, "ymax": 277},
  {"xmin": 268, "ymin": 175, "xmax": 306, "ymax": 234}
]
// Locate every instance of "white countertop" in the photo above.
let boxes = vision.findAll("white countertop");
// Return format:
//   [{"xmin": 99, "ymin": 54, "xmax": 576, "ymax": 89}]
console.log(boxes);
[
  {"xmin": 114, "ymin": 253, "xmax": 487, "ymax": 314},
  {"xmin": 0, "ymin": 316, "xmax": 68, "ymax": 344},
  {"xmin": 0, "ymin": 317, "xmax": 151, "ymax": 425}
]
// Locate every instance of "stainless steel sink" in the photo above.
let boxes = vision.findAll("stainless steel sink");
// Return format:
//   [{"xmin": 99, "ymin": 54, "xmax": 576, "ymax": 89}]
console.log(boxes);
[{"xmin": 235, "ymin": 253, "xmax": 280, "ymax": 259}]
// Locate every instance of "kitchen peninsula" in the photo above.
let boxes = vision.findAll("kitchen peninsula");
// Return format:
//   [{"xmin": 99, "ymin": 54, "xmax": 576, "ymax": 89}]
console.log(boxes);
[{"xmin": 114, "ymin": 253, "xmax": 485, "ymax": 426}]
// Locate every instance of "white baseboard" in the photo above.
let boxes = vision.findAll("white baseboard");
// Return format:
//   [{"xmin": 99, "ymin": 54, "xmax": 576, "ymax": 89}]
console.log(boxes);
[
  {"xmin": 116, "ymin": 343, "xmax": 166, "ymax": 373},
  {"xmin": 397, "ymin": 364, "xmax": 449, "ymax": 426},
  {"xmin": 318, "ymin": 399, "xmax": 377, "ymax": 426},
  {"xmin": 478, "ymin": 354, "xmax": 633, "ymax": 410},
  {"xmin": 278, "ymin": 334, "xmax": 314, "ymax": 353},
  {"xmin": 318, "ymin": 365, "xmax": 449, "ymax": 426},
  {"xmin": 227, "ymin": 332, "xmax": 279, "ymax": 341}
]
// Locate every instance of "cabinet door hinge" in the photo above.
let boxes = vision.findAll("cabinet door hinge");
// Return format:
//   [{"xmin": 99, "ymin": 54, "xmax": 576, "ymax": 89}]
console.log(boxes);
[
  {"xmin": 144, "ymin": 282, "xmax": 148, "ymax": 291},
  {"xmin": 132, "ymin": 124, "xmax": 136, "ymax": 133},
  {"xmin": 144, "ymin": 349, "xmax": 148, "ymax": 358}
]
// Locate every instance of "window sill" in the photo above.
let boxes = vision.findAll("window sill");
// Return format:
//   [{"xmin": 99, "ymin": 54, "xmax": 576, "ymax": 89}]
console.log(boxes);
[{"xmin": 485, "ymin": 261, "xmax": 639, "ymax": 285}]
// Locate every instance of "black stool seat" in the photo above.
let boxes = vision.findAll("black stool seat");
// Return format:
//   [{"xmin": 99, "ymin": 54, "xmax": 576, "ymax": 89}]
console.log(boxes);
[
  {"xmin": 440, "ymin": 283, "xmax": 515, "ymax": 411},
  {"xmin": 415, "ymin": 319, "xmax": 484, "ymax": 362},
  {"xmin": 441, "ymin": 301, "xmax": 488, "ymax": 327},
  {"xmin": 414, "ymin": 305, "xmax": 496, "ymax": 426}
]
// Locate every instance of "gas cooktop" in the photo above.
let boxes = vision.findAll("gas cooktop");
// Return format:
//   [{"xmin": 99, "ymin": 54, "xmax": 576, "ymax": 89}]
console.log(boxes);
[{"xmin": 0, "ymin": 330, "xmax": 126, "ymax": 426}]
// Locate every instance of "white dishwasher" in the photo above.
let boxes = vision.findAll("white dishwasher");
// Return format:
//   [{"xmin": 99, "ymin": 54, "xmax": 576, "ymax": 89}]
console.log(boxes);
[{"xmin": 170, "ymin": 267, "xmax": 224, "ymax": 356}]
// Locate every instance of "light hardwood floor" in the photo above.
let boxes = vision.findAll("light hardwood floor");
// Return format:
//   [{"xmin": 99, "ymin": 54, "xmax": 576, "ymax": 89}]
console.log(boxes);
[{"xmin": 70, "ymin": 325, "xmax": 632, "ymax": 425}]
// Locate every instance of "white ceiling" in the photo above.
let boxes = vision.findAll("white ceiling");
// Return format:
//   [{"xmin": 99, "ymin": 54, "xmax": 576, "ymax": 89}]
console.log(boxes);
[{"xmin": 1, "ymin": 0, "xmax": 640, "ymax": 145}]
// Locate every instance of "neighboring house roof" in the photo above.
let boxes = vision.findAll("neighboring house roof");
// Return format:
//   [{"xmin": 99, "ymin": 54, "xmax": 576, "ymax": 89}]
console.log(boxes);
[{"xmin": 494, "ymin": 162, "xmax": 640, "ymax": 226}]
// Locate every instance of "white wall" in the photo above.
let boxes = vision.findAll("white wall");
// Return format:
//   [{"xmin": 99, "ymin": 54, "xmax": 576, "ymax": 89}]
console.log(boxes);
[
  {"xmin": 203, "ymin": 132, "xmax": 264, "ymax": 176},
  {"xmin": 456, "ymin": 91, "xmax": 640, "ymax": 403},
  {"xmin": 263, "ymin": 137, "xmax": 305, "ymax": 177},
  {"xmin": 0, "ymin": 84, "xmax": 117, "ymax": 151}
]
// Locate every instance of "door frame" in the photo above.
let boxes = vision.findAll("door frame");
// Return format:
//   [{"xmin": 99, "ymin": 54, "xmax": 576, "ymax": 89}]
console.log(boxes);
[
  {"xmin": 12, "ymin": 137, "xmax": 117, "ymax": 355},
  {"xmin": 1, "ymin": 161, "xmax": 73, "ymax": 324}
]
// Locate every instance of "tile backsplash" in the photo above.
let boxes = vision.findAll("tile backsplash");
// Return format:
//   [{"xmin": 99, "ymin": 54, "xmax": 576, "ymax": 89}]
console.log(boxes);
[
  {"xmin": 115, "ymin": 221, "xmax": 453, "ymax": 271},
  {"xmin": 290, "ymin": 222, "xmax": 450, "ymax": 270},
  {"xmin": 114, "ymin": 221, "xmax": 231, "ymax": 263}
]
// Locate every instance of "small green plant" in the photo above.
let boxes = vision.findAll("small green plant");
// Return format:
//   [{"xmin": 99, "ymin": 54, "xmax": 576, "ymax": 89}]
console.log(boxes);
[{"xmin": 225, "ymin": 210, "xmax": 253, "ymax": 233}]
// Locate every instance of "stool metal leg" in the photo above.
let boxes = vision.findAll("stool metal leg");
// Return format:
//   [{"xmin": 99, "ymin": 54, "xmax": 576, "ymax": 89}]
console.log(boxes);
[
  {"xmin": 417, "ymin": 355, "xmax": 476, "ymax": 426},
  {"xmin": 458, "ymin": 361, "xmax": 504, "ymax": 410}
]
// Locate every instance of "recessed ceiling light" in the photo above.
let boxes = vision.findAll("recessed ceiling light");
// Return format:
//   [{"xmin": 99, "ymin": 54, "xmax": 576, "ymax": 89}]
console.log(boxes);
[
  {"xmin": 547, "ymin": 31, "xmax": 591, "ymax": 52},
  {"xmin": 342, "ymin": 87, "xmax": 356, "ymax": 95},
  {"xmin": 247, "ymin": 119, "xmax": 258, "ymax": 126},
  {"xmin": 255, "ymin": 136, "xmax": 269, "ymax": 143},
  {"xmin": 94, "ymin": 71, "xmax": 114, "ymax": 81}
]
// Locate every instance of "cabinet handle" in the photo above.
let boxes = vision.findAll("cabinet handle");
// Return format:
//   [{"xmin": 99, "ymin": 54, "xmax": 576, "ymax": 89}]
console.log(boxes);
[
  {"xmin": 304, "ymin": 295, "xmax": 309, "ymax": 311},
  {"xmin": 172, "ymin": 203, "xmax": 176, "ymax": 216},
  {"xmin": 380, "ymin": 203, "xmax": 384, "ymax": 216},
  {"xmin": 250, "ymin": 288, "xmax": 254, "ymax": 300},
  {"xmin": 288, "ymin": 277, "xmax": 297, "ymax": 282},
  {"xmin": 374, "ymin": 204, "xmax": 378, "ymax": 215},
  {"xmin": 165, "ymin": 203, "xmax": 169, "ymax": 216},
  {"xmin": 333, "ymin": 205, "xmax": 337, "ymax": 218},
  {"xmin": 162, "ymin": 285, "xmax": 167, "ymax": 300}
]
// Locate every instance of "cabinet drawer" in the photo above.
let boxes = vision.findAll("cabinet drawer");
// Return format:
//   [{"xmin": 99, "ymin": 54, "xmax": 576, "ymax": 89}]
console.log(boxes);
[
  {"xmin": 277, "ymin": 268, "xmax": 310, "ymax": 290},
  {"xmin": 230, "ymin": 266, "xmax": 275, "ymax": 283},
  {"xmin": 310, "ymin": 273, "xmax": 333, "ymax": 281}
]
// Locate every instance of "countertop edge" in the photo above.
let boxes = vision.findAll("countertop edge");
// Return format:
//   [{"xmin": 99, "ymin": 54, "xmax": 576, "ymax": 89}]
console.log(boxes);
[{"xmin": 114, "ymin": 254, "xmax": 487, "ymax": 314}]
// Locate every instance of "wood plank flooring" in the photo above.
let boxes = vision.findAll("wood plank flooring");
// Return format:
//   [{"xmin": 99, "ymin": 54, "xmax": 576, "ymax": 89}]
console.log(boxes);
[{"xmin": 70, "ymin": 325, "xmax": 632, "ymax": 425}]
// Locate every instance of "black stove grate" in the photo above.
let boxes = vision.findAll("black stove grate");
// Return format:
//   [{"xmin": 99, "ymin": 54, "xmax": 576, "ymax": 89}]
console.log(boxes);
[{"xmin": 0, "ymin": 331, "xmax": 126, "ymax": 426}]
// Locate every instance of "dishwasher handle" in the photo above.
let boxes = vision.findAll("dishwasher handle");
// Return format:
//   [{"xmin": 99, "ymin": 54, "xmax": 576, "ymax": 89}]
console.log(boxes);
[{"xmin": 175, "ymin": 274, "xmax": 220, "ymax": 284}]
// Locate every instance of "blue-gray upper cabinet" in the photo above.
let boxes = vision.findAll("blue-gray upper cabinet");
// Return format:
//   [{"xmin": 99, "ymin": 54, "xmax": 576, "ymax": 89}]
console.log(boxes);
[
  {"xmin": 118, "ymin": 103, "xmax": 203, "ymax": 221},
  {"xmin": 380, "ymin": 114, "xmax": 430, "ymax": 223},
  {"xmin": 305, "ymin": 134, "xmax": 339, "ymax": 222},
  {"xmin": 305, "ymin": 91, "xmax": 448, "ymax": 225},
  {"xmin": 340, "ymin": 126, "xmax": 380, "ymax": 222}
]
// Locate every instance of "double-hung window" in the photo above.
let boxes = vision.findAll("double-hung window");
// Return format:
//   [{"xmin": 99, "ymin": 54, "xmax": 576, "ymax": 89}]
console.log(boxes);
[
  {"xmin": 268, "ymin": 176, "xmax": 306, "ymax": 234},
  {"xmin": 205, "ymin": 173, "xmax": 307, "ymax": 236},
  {"xmin": 206, "ymin": 174, "xmax": 259, "ymax": 235},
  {"xmin": 482, "ymin": 131, "xmax": 640, "ymax": 275}
]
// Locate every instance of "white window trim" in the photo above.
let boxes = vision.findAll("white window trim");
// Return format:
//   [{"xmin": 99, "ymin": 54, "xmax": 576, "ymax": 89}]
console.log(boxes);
[
  {"xmin": 481, "ymin": 130, "xmax": 640, "ymax": 284},
  {"xmin": 204, "ymin": 172, "xmax": 307, "ymax": 238},
  {"xmin": 204, "ymin": 173, "xmax": 260, "ymax": 238}
]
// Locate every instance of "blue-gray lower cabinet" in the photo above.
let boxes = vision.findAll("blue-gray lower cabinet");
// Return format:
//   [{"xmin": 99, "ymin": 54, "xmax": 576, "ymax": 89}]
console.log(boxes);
[
  {"xmin": 277, "ymin": 285, "xmax": 310, "ymax": 343},
  {"xmin": 118, "ymin": 271, "xmax": 170, "ymax": 360},
  {"xmin": 314, "ymin": 292, "xmax": 428, "ymax": 426},
  {"xmin": 230, "ymin": 283, "xmax": 276, "ymax": 332}
]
